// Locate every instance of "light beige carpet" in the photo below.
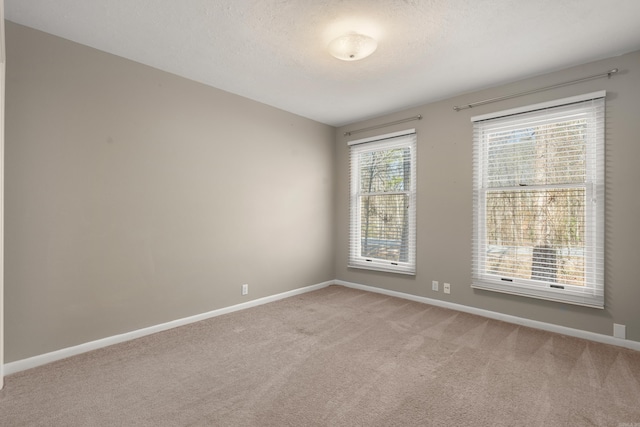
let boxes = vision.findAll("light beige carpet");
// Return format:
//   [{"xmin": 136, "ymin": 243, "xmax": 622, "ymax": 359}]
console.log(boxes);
[{"xmin": 1, "ymin": 285, "xmax": 639, "ymax": 426}]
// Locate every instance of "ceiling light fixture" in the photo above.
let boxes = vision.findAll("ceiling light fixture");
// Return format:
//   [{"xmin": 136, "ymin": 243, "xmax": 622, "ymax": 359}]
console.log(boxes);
[{"xmin": 328, "ymin": 33, "xmax": 378, "ymax": 61}]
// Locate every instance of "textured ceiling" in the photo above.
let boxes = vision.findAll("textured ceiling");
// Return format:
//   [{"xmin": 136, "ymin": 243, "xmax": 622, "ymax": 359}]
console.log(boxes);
[{"xmin": 5, "ymin": 0, "xmax": 640, "ymax": 126}]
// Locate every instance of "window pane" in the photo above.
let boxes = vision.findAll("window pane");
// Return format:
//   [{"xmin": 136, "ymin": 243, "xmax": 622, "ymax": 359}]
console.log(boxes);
[
  {"xmin": 473, "ymin": 95, "xmax": 604, "ymax": 307},
  {"xmin": 485, "ymin": 188, "xmax": 586, "ymax": 286},
  {"xmin": 487, "ymin": 120, "xmax": 587, "ymax": 188},
  {"xmin": 349, "ymin": 130, "xmax": 417, "ymax": 274},
  {"xmin": 360, "ymin": 148, "xmax": 411, "ymax": 193},
  {"xmin": 360, "ymin": 194, "xmax": 409, "ymax": 262}
]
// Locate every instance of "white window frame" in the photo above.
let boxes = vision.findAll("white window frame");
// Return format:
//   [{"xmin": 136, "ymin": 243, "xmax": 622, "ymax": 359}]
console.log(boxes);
[
  {"xmin": 349, "ymin": 129, "xmax": 417, "ymax": 275},
  {"xmin": 471, "ymin": 92, "xmax": 605, "ymax": 308}
]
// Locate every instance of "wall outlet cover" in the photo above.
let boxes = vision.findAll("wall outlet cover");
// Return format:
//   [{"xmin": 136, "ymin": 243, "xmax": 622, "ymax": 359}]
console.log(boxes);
[{"xmin": 613, "ymin": 323, "xmax": 626, "ymax": 339}]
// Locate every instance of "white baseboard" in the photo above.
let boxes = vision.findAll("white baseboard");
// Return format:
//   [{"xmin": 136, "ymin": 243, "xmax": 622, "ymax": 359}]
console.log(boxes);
[
  {"xmin": 4, "ymin": 280, "xmax": 333, "ymax": 376},
  {"xmin": 4, "ymin": 278, "xmax": 638, "ymax": 376},
  {"xmin": 335, "ymin": 280, "xmax": 640, "ymax": 352}
]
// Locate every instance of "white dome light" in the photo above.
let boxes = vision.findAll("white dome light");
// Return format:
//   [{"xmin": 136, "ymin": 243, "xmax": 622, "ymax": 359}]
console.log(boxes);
[{"xmin": 328, "ymin": 33, "xmax": 378, "ymax": 61}]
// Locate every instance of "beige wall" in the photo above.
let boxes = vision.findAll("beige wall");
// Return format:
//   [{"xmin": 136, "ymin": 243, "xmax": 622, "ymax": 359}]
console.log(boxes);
[
  {"xmin": 336, "ymin": 50, "xmax": 640, "ymax": 342},
  {"xmin": 4, "ymin": 22, "xmax": 335, "ymax": 362}
]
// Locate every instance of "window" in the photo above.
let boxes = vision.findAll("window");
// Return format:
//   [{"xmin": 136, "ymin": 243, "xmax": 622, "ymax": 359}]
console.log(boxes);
[
  {"xmin": 349, "ymin": 129, "xmax": 417, "ymax": 274},
  {"xmin": 472, "ymin": 92, "xmax": 605, "ymax": 308}
]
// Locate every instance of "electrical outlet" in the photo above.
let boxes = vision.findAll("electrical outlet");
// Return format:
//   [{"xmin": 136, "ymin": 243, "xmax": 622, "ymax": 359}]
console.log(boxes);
[
  {"xmin": 242, "ymin": 284, "xmax": 248, "ymax": 296},
  {"xmin": 444, "ymin": 283, "xmax": 451, "ymax": 294},
  {"xmin": 432, "ymin": 280, "xmax": 439, "ymax": 291},
  {"xmin": 613, "ymin": 323, "xmax": 626, "ymax": 339}
]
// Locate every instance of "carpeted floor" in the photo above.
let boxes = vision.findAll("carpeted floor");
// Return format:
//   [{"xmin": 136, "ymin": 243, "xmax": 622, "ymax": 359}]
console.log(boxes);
[{"xmin": 1, "ymin": 285, "xmax": 639, "ymax": 426}]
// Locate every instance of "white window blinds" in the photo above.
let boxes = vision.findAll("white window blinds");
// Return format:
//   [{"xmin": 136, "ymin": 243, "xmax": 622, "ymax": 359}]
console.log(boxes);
[
  {"xmin": 349, "ymin": 129, "xmax": 417, "ymax": 275},
  {"xmin": 472, "ymin": 92, "xmax": 605, "ymax": 308}
]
